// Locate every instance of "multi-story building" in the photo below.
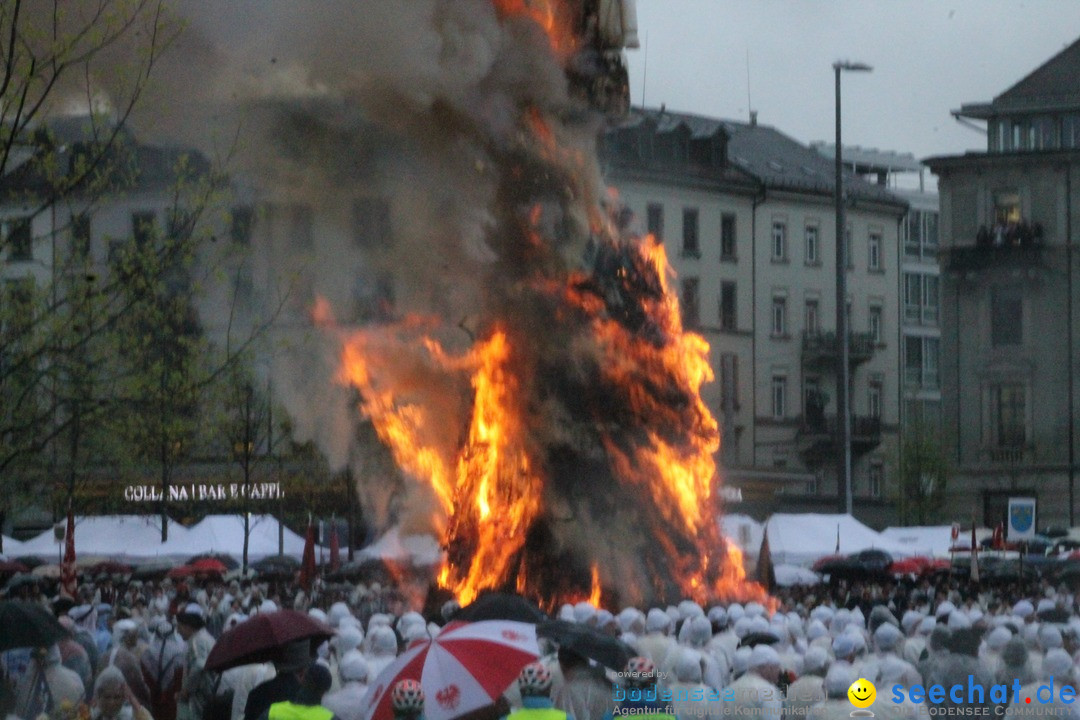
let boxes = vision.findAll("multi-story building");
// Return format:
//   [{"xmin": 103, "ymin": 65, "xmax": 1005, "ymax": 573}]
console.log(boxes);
[
  {"xmin": 926, "ymin": 37, "xmax": 1080, "ymax": 529},
  {"xmin": 603, "ymin": 108, "xmax": 908, "ymax": 526},
  {"xmin": 813, "ymin": 146, "xmax": 942, "ymax": 436}
]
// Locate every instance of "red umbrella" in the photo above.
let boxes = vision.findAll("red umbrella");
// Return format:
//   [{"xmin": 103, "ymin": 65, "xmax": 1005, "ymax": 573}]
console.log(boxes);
[
  {"xmin": 167, "ymin": 565, "xmax": 195, "ymax": 579},
  {"xmin": 205, "ymin": 610, "xmax": 332, "ymax": 672},
  {"xmin": 188, "ymin": 558, "xmax": 228, "ymax": 576},
  {"xmin": 365, "ymin": 620, "xmax": 539, "ymax": 720}
]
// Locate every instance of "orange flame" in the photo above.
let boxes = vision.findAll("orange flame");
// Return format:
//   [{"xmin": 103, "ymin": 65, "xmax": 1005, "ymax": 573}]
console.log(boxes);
[
  {"xmin": 588, "ymin": 563, "xmax": 602, "ymax": 607},
  {"xmin": 492, "ymin": 0, "xmax": 577, "ymax": 58}
]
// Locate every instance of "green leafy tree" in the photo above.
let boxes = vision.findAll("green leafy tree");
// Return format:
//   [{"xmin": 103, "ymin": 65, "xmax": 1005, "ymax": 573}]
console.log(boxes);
[{"xmin": 898, "ymin": 420, "xmax": 950, "ymax": 525}]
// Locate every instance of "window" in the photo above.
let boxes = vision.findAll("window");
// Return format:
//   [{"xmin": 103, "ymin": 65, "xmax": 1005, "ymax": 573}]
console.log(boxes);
[
  {"xmin": 869, "ymin": 306, "xmax": 883, "ymax": 343},
  {"xmin": 647, "ymin": 203, "xmax": 664, "ymax": 241},
  {"xmin": 905, "ymin": 273, "xmax": 938, "ymax": 326},
  {"xmin": 230, "ymin": 206, "xmax": 254, "ymax": 245},
  {"xmin": 771, "ymin": 376, "xmax": 787, "ymax": 419},
  {"xmin": 771, "ymin": 297, "xmax": 787, "ymax": 336},
  {"xmin": 804, "ymin": 299, "xmax": 819, "ymax": 335},
  {"xmin": 720, "ymin": 353, "xmax": 739, "ymax": 411},
  {"xmin": 922, "ymin": 276, "xmax": 939, "ymax": 324},
  {"xmin": 1064, "ymin": 114, "xmax": 1080, "ymax": 150},
  {"xmin": 925, "ymin": 212, "xmax": 939, "ymax": 248},
  {"xmin": 681, "ymin": 277, "xmax": 700, "ymax": 327},
  {"xmin": 989, "ymin": 384, "xmax": 1026, "ymax": 448},
  {"xmin": 72, "ymin": 214, "xmax": 91, "ymax": 261},
  {"xmin": 991, "ymin": 285, "xmax": 1022, "ymax": 346},
  {"xmin": 905, "ymin": 211, "xmax": 922, "ymax": 256},
  {"xmin": 994, "ymin": 191, "xmax": 1021, "ymax": 226},
  {"xmin": 771, "ymin": 221, "xmax": 787, "ymax": 261},
  {"xmin": 805, "ymin": 477, "xmax": 819, "ymax": 495},
  {"xmin": 1033, "ymin": 116, "xmax": 1057, "ymax": 150},
  {"xmin": 905, "ymin": 336, "xmax": 940, "ymax": 388},
  {"xmin": 131, "ymin": 211, "xmax": 156, "ymax": 247},
  {"xmin": 682, "ymin": 207, "xmax": 699, "ymax": 257},
  {"xmin": 868, "ymin": 463, "xmax": 883, "ymax": 498},
  {"xmin": 804, "ymin": 224, "xmax": 819, "ymax": 265},
  {"xmin": 719, "ymin": 282, "xmax": 737, "ymax": 330},
  {"xmin": 353, "ymin": 198, "xmax": 391, "ymax": 248},
  {"xmin": 720, "ymin": 213, "xmax": 737, "ymax": 261},
  {"xmin": 5, "ymin": 218, "xmax": 32, "ymax": 262},
  {"xmin": 868, "ymin": 383, "xmax": 882, "ymax": 419},
  {"xmin": 868, "ymin": 231, "xmax": 882, "ymax": 270}
]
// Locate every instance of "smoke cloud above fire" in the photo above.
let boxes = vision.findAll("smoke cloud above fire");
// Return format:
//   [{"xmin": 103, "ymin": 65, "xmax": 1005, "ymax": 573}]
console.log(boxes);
[{"xmin": 126, "ymin": 0, "xmax": 764, "ymax": 607}]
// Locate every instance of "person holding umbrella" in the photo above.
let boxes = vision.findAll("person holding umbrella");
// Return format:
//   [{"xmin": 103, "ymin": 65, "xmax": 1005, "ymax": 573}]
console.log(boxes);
[
  {"xmin": 261, "ymin": 663, "xmax": 336, "ymax": 720},
  {"xmin": 505, "ymin": 662, "xmax": 571, "ymax": 720}
]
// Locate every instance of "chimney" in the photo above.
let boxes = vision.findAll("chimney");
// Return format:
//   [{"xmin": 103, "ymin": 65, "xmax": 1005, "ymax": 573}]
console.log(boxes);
[{"xmin": 749, "ymin": 111, "xmax": 758, "ymax": 127}]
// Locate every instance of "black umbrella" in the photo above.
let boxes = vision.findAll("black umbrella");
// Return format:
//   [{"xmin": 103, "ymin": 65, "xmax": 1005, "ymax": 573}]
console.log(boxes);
[
  {"xmin": 454, "ymin": 593, "xmax": 548, "ymax": 624},
  {"xmin": 738, "ymin": 631, "xmax": 780, "ymax": 649},
  {"xmin": 0, "ymin": 600, "xmax": 69, "ymax": 651},
  {"xmin": 537, "ymin": 619, "xmax": 633, "ymax": 671}
]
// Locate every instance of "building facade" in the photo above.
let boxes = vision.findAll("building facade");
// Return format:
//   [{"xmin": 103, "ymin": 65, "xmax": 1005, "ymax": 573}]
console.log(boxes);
[
  {"xmin": 927, "ymin": 37, "xmax": 1080, "ymax": 529},
  {"xmin": 603, "ymin": 108, "xmax": 908, "ymax": 526}
]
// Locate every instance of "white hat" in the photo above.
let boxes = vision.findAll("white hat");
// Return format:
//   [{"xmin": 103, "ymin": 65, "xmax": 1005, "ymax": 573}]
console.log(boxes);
[
  {"xmin": 339, "ymin": 649, "xmax": 369, "ymax": 682},
  {"xmin": 673, "ymin": 649, "xmax": 704, "ymax": 683},
  {"xmin": 646, "ymin": 608, "xmax": 672, "ymax": 634},
  {"xmin": 1038, "ymin": 625, "xmax": 1063, "ymax": 650},
  {"xmin": 678, "ymin": 600, "xmax": 704, "ymax": 620},
  {"xmin": 1043, "ymin": 649, "xmax": 1073, "ymax": 679},
  {"xmin": 873, "ymin": 623, "xmax": 902, "ymax": 652},
  {"xmin": 308, "ymin": 608, "xmax": 329, "ymax": 625},
  {"xmin": 917, "ymin": 617, "xmax": 936, "ymax": 635},
  {"xmin": 985, "ymin": 626, "xmax": 1012, "ymax": 651},
  {"xmin": 749, "ymin": 644, "xmax": 780, "ymax": 669},
  {"xmin": 1036, "ymin": 599, "xmax": 1055, "ymax": 614},
  {"xmin": 802, "ymin": 646, "xmax": 830, "ymax": 676},
  {"xmin": 935, "ymin": 601, "xmax": 956, "ymax": 619},
  {"xmin": 732, "ymin": 646, "xmax": 752, "ymax": 676},
  {"xmin": 832, "ymin": 634, "xmax": 858, "ymax": 658},
  {"xmin": 824, "ymin": 665, "xmax": 856, "ymax": 698},
  {"xmin": 258, "ymin": 599, "xmax": 278, "ymax": 614},
  {"xmin": 114, "ymin": 619, "xmax": 138, "ymax": 634},
  {"xmin": 901, "ymin": 611, "xmax": 923, "ymax": 634},
  {"xmin": 1013, "ymin": 600, "xmax": 1035, "ymax": 619},
  {"xmin": 947, "ymin": 611, "xmax": 971, "ymax": 629},
  {"xmin": 334, "ymin": 625, "xmax": 364, "ymax": 654}
]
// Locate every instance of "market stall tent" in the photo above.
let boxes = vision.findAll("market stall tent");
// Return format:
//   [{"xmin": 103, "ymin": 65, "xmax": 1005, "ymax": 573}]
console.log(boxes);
[{"xmin": 764, "ymin": 513, "xmax": 911, "ymax": 568}]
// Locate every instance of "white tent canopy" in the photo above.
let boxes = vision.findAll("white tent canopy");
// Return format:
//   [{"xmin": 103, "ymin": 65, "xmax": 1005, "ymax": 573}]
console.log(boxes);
[
  {"xmin": 15, "ymin": 515, "xmax": 183, "ymax": 560},
  {"xmin": 356, "ymin": 526, "xmax": 442, "ymax": 566},
  {"xmin": 764, "ymin": 513, "xmax": 911, "ymax": 568},
  {"xmin": 719, "ymin": 514, "xmax": 764, "ymax": 556},
  {"xmin": 158, "ymin": 514, "xmax": 309, "ymax": 561},
  {"xmin": 880, "ymin": 526, "xmax": 956, "ymax": 557},
  {"xmin": 1, "ymin": 535, "xmax": 26, "ymax": 559}
]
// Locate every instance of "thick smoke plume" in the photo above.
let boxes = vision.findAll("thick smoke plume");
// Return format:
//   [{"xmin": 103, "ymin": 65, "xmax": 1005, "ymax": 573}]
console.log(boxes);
[{"xmin": 124, "ymin": 1, "xmax": 751, "ymax": 606}]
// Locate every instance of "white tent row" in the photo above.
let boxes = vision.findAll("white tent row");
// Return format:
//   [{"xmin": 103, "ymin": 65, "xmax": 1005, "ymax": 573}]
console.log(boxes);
[
  {"xmin": 1, "ymin": 534, "xmax": 26, "ymax": 559},
  {"xmin": 763, "ymin": 513, "xmax": 913, "ymax": 568},
  {"xmin": 880, "ymin": 525, "xmax": 956, "ymax": 558},
  {"xmin": 12, "ymin": 514, "xmax": 313, "ymax": 563},
  {"xmin": 355, "ymin": 526, "xmax": 442, "ymax": 566}
]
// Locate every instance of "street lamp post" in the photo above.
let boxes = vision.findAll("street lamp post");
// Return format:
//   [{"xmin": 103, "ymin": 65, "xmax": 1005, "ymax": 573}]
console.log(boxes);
[{"xmin": 834, "ymin": 60, "xmax": 872, "ymax": 516}]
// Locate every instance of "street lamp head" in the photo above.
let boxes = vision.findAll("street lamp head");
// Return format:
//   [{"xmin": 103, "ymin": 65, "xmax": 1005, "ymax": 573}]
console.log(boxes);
[{"xmin": 833, "ymin": 60, "xmax": 873, "ymax": 73}]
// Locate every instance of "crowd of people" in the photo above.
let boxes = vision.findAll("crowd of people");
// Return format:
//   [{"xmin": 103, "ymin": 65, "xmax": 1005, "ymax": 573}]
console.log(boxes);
[{"xmin": 1, "ymin": 572, "xmax": 1078, "ymax": 720}]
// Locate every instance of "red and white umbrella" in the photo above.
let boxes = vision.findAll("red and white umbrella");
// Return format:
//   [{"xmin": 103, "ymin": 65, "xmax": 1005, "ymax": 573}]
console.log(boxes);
[{"xmin": 364, "ymin": 620, "xmax": 539, "ymax": 720}]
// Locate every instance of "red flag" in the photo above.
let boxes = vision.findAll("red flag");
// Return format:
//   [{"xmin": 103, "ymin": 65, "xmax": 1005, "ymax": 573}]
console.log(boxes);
[
  {"xmin": 329, "ymin": 524, "xmax": 340, "ymax": 573},
  {"xmin": 60, "ymin": 509, "xmax": 77, "ymax": 599},
  {"xmin": 298, "ymin": 518, "xmax": 317, "ymax": 592},
  {"xmin": 992, "ymin": 523, "xmax": 1005, "ymax": 550}
]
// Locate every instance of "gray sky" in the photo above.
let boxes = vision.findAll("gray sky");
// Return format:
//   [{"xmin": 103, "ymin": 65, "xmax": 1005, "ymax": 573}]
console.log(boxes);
[{"xmin": 626, "ymin": 1, "xmax": 1080, "ymax": 164}]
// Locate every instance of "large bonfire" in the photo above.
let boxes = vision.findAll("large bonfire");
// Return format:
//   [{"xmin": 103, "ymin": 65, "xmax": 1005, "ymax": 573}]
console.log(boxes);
[{"xmin": 314, "ymin": 0, "xmax": 770, "ymax": 609}]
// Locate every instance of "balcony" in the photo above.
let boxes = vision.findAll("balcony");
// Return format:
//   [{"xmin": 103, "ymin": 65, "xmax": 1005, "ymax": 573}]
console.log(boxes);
[
  {"xmin": 946, "ymin": 223, "xmax": 1046, "ymax": 274},
  {"xmin": 801, "ymin": 331, "xmax": 877, "ymax": 370},
  {"xmin": 798, "ymin": 414, "xmax": 882, "ymax": 464}
]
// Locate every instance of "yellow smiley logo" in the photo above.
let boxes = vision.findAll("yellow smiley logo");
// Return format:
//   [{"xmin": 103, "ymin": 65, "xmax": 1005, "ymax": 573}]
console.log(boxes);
[{"xmin": 848, "ymin": 678, "xmax": 876, "ymax": 709}]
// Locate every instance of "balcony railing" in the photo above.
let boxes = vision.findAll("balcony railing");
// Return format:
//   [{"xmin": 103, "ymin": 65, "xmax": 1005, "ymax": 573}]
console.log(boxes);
[
  {"xmin": 802, "ymin": 331, "xmax": 877, "ymax": 368},
  {"xmin": 947, "ymin": 222, "xmax": 1046, "ymax": 273},
  {"xmin": 798, "ymin": 414, "xmax": 883, "ymax": 463},
  {"xmin": 986, "ymin": 446, "xmax": 1030, "ymax": 465}
]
